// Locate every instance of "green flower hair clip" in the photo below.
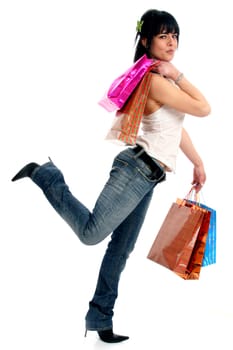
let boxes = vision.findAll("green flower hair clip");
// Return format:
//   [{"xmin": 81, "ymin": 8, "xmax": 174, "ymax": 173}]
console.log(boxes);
[{"xmin": 136, "ymin": 20, "xmax": 144, "ymax": 33}]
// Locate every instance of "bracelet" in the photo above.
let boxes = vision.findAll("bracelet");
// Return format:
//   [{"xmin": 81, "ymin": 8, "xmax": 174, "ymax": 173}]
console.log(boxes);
[{"xmin": 175, "ymin": 72, "xmax": 184, "ymax": 84}]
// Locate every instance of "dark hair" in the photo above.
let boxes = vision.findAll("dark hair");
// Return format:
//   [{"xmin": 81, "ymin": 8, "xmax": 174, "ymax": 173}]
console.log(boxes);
[{"xmin": 134, "ymin": 9, "xmax": 180, "ymax": 62}]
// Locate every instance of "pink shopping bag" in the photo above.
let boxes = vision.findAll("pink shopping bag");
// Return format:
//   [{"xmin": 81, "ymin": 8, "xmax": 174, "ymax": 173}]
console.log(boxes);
[{"xmin": 98, "ymin": 55, "xmax": 159, "ymax": 112}]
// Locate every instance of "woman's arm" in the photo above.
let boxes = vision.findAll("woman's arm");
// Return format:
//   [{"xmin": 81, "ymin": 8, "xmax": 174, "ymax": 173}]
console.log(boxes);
[
  {"xmin": 149, "ymin": 61, "xmax": 211, "ymax": 117},
  {"xmin": 180, "ymin": 128, "xmax": 206, "ymax": 192}
]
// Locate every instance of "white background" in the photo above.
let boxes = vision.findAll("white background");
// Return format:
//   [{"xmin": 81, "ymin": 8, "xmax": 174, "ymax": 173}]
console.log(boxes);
[{"xmin": 0, "ymin": 0, "xmax": 232, "ymax": 349}]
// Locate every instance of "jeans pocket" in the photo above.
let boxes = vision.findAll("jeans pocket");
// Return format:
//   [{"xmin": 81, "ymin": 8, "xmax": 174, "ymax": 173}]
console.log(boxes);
[{"xmin": 110, "ymin": 158, "xmax": 132, "ymax": 182}]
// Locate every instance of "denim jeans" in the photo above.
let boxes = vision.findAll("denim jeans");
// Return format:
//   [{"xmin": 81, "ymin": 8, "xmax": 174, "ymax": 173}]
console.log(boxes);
[{"xmin": 31, "ymin": 147, "xmax": 166, "ymax": 330}]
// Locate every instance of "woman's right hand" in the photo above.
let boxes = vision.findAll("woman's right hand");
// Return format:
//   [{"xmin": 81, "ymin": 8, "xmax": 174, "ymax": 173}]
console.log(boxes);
[{"xmin": 154, "ymin": 61, "xmax": 180, "ymax": 82}]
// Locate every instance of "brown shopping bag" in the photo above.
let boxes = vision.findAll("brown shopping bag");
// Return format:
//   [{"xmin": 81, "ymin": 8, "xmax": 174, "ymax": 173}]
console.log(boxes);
[{"xmin": 147, "ymin": 199, "xmax": 210, "ymax": 279}]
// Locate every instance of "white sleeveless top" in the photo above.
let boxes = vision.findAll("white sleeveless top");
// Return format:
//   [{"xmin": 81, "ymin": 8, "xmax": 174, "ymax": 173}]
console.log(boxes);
[{"xmin": 136, "ymin": 105, "xmax": 185, "ymax": 172}]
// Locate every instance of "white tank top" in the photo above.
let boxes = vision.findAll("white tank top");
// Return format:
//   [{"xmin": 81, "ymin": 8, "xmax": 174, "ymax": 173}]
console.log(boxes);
[{"xmin": 136, "ymin": 105, "xmax": 185, "ymax": 172}]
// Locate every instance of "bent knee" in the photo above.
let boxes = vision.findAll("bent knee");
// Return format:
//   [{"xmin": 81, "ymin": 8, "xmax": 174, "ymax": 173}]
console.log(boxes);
[{"xmin": 78, "ymin": 235, "xmax": 104, "ymax": 246}]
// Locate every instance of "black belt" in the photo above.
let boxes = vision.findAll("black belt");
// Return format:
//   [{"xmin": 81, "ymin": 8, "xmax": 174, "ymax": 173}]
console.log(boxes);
[{"xmin": 132, "ymin": 145, "xmax": 165, "ymax": 181}]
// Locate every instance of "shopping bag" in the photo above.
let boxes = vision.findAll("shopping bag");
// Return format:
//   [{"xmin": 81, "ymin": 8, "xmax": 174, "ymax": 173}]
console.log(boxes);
[
  {"xmin": 105, "ymin": 71, "xmax": 153, "ymax": 145},
  {"xmin": 98, "ymin": 54, "xmax": 159, "ymax": 112},
  {"xmin": 187, "ymin": 200, "xmax": 216, "ymax": 266},
  {"xmin": 147, "ymin": 199, "xmax": 210, "ymax": 279},
  {"xmin": 176, "ymin": 198, "xmax": 211, "ymax": 279},
  {"xmin": 202, "ymin": 204, "xmax": 216, "ymax": 266}
]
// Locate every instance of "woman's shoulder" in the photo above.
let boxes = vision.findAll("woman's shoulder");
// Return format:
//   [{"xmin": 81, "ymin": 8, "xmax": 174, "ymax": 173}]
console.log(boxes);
[{"xmin": 147, "ymin": 72, "xmax": 181, "ymax": 113}]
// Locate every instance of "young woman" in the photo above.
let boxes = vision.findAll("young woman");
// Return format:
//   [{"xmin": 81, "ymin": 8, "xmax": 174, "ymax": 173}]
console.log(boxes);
[{"xmin": 12, "ymin": 9, "xmax": 211, "ymax": 343}]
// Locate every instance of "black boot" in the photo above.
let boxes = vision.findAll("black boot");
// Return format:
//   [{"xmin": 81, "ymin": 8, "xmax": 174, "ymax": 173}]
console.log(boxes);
[
  {"xmin": 97, "ymin": 328, "xmax": 129, "ymax": 343},
  {"xmin": 11, "ymin": 163, "xmax": 39, "ymax": 182}
]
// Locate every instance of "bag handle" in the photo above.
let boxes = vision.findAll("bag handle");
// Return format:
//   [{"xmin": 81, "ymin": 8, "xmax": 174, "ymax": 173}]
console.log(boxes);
[
  {"xmin": 186, "ymin": 187, "xmax": 207, "ymax": 206},
  {"xmin": 177, "ymin": 188, "xmax": 199, "ymax": 209},
  {"xmin": 186, "ymin": 188, "xmax": 199, "ymax": 202}
]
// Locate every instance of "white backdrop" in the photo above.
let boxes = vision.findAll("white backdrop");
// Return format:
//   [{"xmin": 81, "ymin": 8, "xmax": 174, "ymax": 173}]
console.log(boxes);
[{"xmin": 1, "ymin": 0, "xmax": 232, "ymax": 349}]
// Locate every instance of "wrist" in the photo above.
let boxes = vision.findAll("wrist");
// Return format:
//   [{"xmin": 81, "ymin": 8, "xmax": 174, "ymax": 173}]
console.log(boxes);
[
  {"xmin": 194, "ymin": 160, "xmax": 204, "ymax": 168},
  {"xmin": 174, "ymin": 72, "xmax": 184, "ymax": 84}
]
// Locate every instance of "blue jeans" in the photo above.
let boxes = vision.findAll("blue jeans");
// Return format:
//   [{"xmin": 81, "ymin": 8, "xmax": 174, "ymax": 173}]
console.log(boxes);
[{"xmin": 31, "ymin": 147, "xmax": 166, "ymax": 330}]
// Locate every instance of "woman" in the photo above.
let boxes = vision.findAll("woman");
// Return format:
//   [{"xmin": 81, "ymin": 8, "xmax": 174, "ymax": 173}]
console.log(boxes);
[{"xmin": 11, "ymin": 9, "xmax": 211, "ymax": 343}]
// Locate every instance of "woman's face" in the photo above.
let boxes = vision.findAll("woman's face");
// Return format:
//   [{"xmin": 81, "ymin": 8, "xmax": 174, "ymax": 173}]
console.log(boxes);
[{"xmin": 149, "ymin": 32, "xmax": 178, "ymax": 61}]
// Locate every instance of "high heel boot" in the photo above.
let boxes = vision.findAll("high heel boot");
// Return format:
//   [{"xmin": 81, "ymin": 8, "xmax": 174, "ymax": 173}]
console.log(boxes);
[
  {"xmin": 11, "ymin": 163, "xmax": 39, "ymax": 182},
  {"xmin": 85, "ymin": 328, "xmax": 129, "ymax": 343},
  {"xmin": 98, "ymin": 329, "xmax": 129, "ymax": 343}
]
